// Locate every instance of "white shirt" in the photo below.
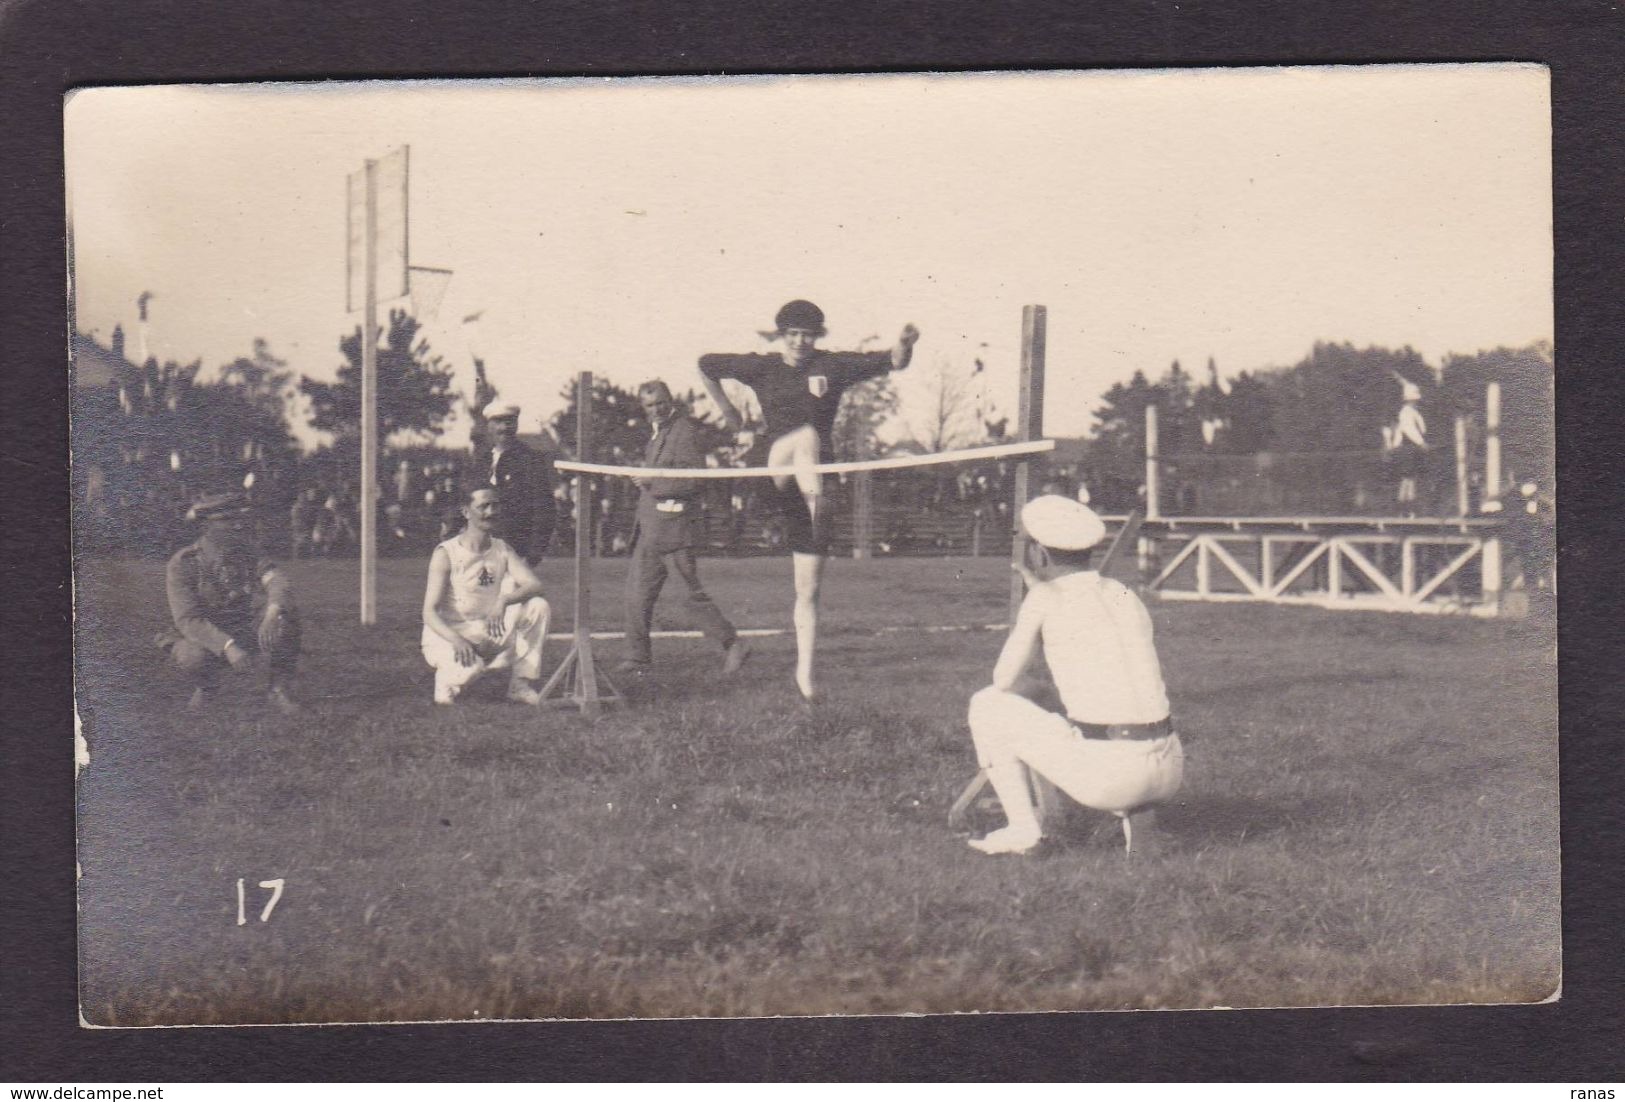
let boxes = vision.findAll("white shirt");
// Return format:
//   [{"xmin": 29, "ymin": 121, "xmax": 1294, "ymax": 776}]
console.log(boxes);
[
  {"xmin": 1395, "ymin": 403, "xmax": 1427, "ymax": 449},
  {"xmin": 994, "ymin": 570, "xmax": 1170, "ymax": 725},
  {"xmin": 433, "ymin": 535, "xmax": 522, "ymax": 626}
]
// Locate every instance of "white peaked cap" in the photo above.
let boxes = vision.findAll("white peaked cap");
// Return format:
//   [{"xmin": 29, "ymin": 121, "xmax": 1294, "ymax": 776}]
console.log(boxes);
[
  {"xmin": 1021, "ymin": 494, "xmax": 1107, "ymax": 551},
  {"xmin": 1401, "ymin": 380, "xmax": 1422, "ymax": 402},
  {"xmin": 483, "ymin": 401, "xmax": 521, "ymax": 420}
]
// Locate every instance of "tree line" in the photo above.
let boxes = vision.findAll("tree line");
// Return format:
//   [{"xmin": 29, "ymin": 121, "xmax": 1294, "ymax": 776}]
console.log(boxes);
[
  {"xmin": 72, "ymin": 310, "xmax": 1554, "ymax": 557},
  {"xmin": 1082, "ymin": 341, "xmax": 1553, "ymax": 513}
]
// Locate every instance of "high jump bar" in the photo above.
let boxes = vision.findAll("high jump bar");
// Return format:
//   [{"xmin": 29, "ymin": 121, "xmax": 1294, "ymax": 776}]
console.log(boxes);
[{"xmin": 555, "ymin": 438, "xmax": 1056, "ymax": 480}]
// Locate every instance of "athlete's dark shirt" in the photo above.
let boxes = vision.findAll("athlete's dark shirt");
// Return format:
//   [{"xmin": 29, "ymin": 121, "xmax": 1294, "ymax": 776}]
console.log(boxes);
[{"xmin": 699, "ymin": 349, "xmax": 893, "ymax": 459}]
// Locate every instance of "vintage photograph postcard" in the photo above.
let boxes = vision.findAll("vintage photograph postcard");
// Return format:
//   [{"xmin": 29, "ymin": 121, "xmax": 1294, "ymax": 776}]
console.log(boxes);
[{"xmin": 68, "ymin": 65, "xmax": 1557, "ymax": 1026}]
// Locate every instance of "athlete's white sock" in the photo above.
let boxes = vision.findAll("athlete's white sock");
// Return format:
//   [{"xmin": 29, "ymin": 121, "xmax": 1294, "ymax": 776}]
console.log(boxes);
[
  {"xmin": 793, "ymin": 596, "xmax": 817, "ymax": 699},
  {"xmin": 969, "ymin": 825, "xmax": 1042, "ymax": 855},
  {"xmin": 972, "ymin": 761, "xmax": 1043, "ymax": 852}
]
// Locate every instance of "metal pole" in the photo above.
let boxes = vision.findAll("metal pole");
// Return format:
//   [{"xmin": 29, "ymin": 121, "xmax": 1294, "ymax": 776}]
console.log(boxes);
[
  {"xmin": 574, "ymin": 371, "xmax": 601, "ymax": 717},
  {"xmin": 360, "ymin": 158, "xmax": 379, "ymax": 625},
  {"xmin": 1010, "ymin": 305, "xmax": 1046, "ymax": 620}
]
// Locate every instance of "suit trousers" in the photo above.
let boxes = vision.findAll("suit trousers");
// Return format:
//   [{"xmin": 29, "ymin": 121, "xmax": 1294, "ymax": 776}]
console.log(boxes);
[{"xmin": 624, "ymin": 542, "xmax": 737, "ymax": 664}]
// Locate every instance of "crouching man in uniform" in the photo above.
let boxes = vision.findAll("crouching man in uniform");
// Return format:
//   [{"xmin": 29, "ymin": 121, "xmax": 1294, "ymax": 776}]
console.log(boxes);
[
  {"xmin": 162, "ymin": 491, "xmax": 303, "ymax": 715},
  {"xmin": 965, "ymin": 494, "xmax": 1183, "ymax": 857},
  {"xmin": 421, "ymin": 486, "xmax": 551, "ymax": 706}
]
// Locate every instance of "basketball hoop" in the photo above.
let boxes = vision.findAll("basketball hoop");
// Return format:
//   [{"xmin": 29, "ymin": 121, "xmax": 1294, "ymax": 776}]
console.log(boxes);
[{"xmin": 409, "ymin": 266, "xmax": 454, "ymax": 324}]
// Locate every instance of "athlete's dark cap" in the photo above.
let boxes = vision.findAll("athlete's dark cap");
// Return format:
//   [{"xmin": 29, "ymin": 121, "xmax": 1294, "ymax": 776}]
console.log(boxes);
[
  {"xmin": 774, "ymin": 299, "xmax": 826, "ymax": 334},
  {"xmin": 186, "ymin": 491, "xmax": 253, "ymax": 522}
]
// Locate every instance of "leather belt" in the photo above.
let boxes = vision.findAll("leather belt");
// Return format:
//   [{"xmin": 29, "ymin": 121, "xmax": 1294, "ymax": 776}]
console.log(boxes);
[{"xmin": 1074, "ymin": 717, "xmax": 1172, "ymax": 742}]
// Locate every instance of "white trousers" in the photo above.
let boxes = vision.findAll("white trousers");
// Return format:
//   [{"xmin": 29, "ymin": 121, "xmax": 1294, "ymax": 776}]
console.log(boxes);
[
  {"xmin": 421, "ymin": 596, "xmax": 550, "ymax": 696},
  {"xmin": 968, "ymin": 686, "xmax": 1184, "ymax": 818}
]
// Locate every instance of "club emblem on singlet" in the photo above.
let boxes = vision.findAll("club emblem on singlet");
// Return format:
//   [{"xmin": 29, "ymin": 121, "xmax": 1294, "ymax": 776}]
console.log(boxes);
[
  {"xmin": 477, "ymin": 566, "xmax": 495, "ymax": 588},
  {"xmin": 807, "ymin": 374, "xmax": 828, "ymax": 398}
]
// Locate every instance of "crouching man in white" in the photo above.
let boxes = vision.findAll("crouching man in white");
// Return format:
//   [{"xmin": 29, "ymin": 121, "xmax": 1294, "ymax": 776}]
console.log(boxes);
[
  {"xmin": 422, "ymin": 487, "xmax": 551, "ymax": 706},
  {"xmin": 967, "ymin": 494, "xmax": 1183, "ymax": 856}
]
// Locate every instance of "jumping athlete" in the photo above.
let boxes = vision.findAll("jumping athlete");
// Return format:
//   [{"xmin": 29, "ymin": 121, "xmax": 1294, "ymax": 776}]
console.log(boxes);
[{"xmin": 699, "ymin": 299, "xmax": 919, "ymax": 701}]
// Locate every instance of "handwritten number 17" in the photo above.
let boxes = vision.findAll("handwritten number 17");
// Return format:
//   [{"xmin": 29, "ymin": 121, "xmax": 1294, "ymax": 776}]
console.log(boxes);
[{"xmin": 236, "ymin": 878, "xmax": 286, "ymax": 925}]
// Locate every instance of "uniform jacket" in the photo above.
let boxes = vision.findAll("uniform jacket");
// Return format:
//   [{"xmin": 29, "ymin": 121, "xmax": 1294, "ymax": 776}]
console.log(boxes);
[
  {"xmin": 475, "ymin": 438, "xmax": 557, "ymax": 559},
  {"xmin": 634, "ymin": 412, "xmax": 709, "ymax": 555},
  {"xmin": 163, "ymin": 537, "xmax": 293, "ymax": 656}
]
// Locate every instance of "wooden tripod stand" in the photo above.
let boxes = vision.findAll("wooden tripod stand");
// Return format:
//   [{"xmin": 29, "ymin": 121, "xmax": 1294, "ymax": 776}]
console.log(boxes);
[{"xmin": 539, "ymin": 371, "xmax": 625, "ymax": 717}]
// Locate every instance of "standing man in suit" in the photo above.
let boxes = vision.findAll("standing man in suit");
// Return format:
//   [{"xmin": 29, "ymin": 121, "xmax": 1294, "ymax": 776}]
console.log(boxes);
[
  {"xmin": 620, "ymin": 380, "xmax": 750, "ymax": 677},
  {"xmin": 473, "ymin": 400, "xmax": 557, "ymax": 566}
]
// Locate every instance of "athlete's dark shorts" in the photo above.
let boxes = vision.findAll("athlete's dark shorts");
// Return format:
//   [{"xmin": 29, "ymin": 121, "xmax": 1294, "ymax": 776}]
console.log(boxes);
[{"xmin": 771, "ymin": 481, "xmax": 830, "ymax": 556}]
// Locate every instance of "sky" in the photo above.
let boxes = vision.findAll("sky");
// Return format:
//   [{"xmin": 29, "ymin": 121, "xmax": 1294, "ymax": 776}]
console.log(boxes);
[{"xmin": 66, "ymin": 65, "xmax": 1552, "ymax": 449}]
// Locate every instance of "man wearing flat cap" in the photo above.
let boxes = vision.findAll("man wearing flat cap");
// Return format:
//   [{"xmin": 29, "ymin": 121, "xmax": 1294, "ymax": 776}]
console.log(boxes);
[
  {"xmin": 160, "ymin": 491, "xmax": 302, "ymax": 714},
  {"xmin": 472, "ymin": 400, "xmax": 557, "ymax": 566},
  {"xmin": 964, "ymin": 495, "xmax": 1183, "ymax": 856}
]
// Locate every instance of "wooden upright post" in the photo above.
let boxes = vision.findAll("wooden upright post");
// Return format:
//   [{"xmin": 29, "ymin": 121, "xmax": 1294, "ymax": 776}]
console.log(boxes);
[
  {"xmin": 359, "ymin": 158, "xmax": 379, "ymax": 625},
  {"xmin": 955, "ymin": 305, "xmax": 1054, "ymax": 831},
  {"xmin": 1010, "ymin": 305, "xmax": 1047, "ymax": 620},
  {"xmin": 852, "ymin": 469, "xmax": 872, "ymax": 559},
  {"xmin": 1482, "ymin": 381, "xmax": 1504, "ymax": 609},
  {"xmin": 1454, "ymin": 415, "xmax": 1470, "ymax": 518},
  {"xmin": 1144, "ymin": 403, "xmax": 1161, "ymax": 522},
  {"xmin": 1014, "ymin": 305, "xmax": 1061, "ymax": 824},
  {"xmin": 539, "ymin": 372, "xmax": 624, "ymax": 715}
]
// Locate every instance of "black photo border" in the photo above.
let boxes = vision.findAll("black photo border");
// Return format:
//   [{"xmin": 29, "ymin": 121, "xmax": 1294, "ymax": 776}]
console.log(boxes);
[{"xmin": 4, "ymin": 0, "xmax": 1621, "ymax": 1082}]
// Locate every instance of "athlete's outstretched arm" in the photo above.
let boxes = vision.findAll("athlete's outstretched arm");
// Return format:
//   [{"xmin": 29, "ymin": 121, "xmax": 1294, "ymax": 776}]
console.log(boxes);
[{"xmin": 700, "ymin": 374, "xmax": 742, "ymax": 431}]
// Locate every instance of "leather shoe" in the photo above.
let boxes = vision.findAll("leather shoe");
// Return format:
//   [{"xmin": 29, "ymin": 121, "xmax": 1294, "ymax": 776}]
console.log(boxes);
[
  {"xmin": 266, "ymin": 686, "xmax": 305, "ymax": 716},
  {"xmin": 721, "ymin": 640, "xmax": 751, "ymax": 674}
]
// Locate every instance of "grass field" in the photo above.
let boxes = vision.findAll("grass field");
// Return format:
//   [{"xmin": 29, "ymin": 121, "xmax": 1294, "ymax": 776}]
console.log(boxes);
[{"xmin": 72, "ymin": 554, "xmax": 1559, "ymax": 1024}]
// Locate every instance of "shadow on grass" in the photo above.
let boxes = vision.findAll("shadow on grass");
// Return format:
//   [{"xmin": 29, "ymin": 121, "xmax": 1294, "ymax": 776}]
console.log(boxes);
[
  {"xmin": 1159, "ymin": 790, "xmax": 1358, "ymax": 844},
  {"xmin": 1177, "ymin": 669, "xmax": 1403, "ymax": 705}
]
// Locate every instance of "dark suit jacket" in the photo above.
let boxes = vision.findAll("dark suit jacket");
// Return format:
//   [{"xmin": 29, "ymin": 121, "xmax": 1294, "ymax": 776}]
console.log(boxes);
[
  {"xmin": 634, "ymin": 413, "xmax": 708, "ymax": 555},
  {"xmin": 475, "ymin": 438, "xmax": 557, "ymax": 560}
]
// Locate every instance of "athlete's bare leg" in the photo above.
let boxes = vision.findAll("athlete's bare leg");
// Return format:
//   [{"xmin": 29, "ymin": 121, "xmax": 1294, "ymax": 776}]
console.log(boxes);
[
  {"xmin": 791, "ymin": 550, "xmax": 826, "ymax": 700},
  {"xmin": 765, "ymin": 426, "xmax": 827, "ymax": 700},
  {"xmin": 767, "ymin": 424, "xmax": 823, "ymax": 500}
]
